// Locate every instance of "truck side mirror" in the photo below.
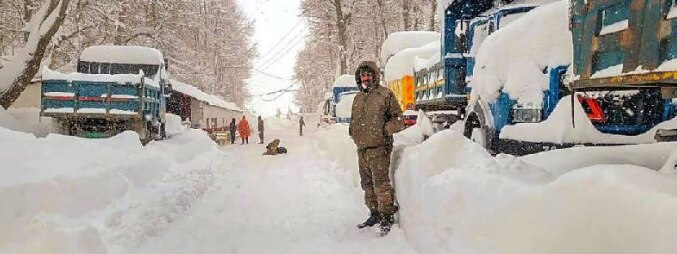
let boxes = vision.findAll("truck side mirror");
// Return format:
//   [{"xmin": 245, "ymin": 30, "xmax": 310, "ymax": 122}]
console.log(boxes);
[
  {"xmin": 163, "ymin": 81, "xmax": 173, "ymax": 98},
  {"xmin": 164, "ymin": 58, "xmax": 169, "ymax": 70}
]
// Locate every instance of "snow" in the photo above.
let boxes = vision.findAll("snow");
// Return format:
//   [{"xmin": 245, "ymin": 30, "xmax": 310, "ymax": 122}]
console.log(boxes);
[
  {"xmin": 109, "ymin": 109, "xmax": 138, "ymax": 115},
  {"xmin": 79, "ymin": 45, "xmax": 165, "ymax": 65},
  {"xmin": 413, "ymin": 50, "xmax": 441, "ymax": 72},
  {"xmin": 7, "ymin": 105, "xmax": 677, "ymax": 253},
  {"xmin": 0, "ymin": 107, "xmax": 56, "ymax": 137},
  {"xmin": 657, "ymin": 58, "xmax": 677, "ymax": 72},
  {"xmin": 42, "ymin": 67, "xmax": 144, "ymax": 84},
  {"xmin": 668, "ymin": 6, "xmax": 677, "ymax": 20},
  {"xmin": 384, "ymin": 41, "xmax": 440, "ymax": 82},
  {"xmin": 500, "ymin": 95, "xmax": 677, "ymax": 144},
  {"xmin": 590, "ymin": 64, "xmax": 624, "ymax": 79},
  {"xmin": 0, "ymin": 124, "xmax": 219, "ymax": 253},
  {"xmin": 335, "ymin": 93, "xmax": 356, "ymax": 119},
  {"xmin": 471, "ymin": 0, "xmax": 573, "ymax": 107},
  {"xmin": 165, "ymin": 113, "xmax": 188, "ymax": 137},
  {"xmin": 395, "ymin": 110, "xmax": 436, "ymax": 146},
  {"xmin": 380, "ymin": 31, "xmax": 440, "ymax": 64},
  {"xmin": 0, "ymin": 0, "xmax": 63, "ymax": 94},
  {"xmin": 130, "ymin": 121, "xmax": 416, "ymax": 253},
  {"xmin": 170, "ymin": 79, "xmax": 241, "ymax": 112},
  {"xmin": 110, "ymin": 94, "xmax": 138, "ymax": 99},
  {"xmin": 332, "ymin": 74, "xmax": 356, "ymax": 88},
  {"xmin": 44, "ymin": 92, "xmax": 75, "ymax": 97},
  {"xmin": 599, "ymin": 19, "xmax": 628, "ymax": 36},
  {"xmin": 396, "ymin": 129, "xmax": 677, "ymax": 254},
  {"xmin": 44, "ymin": 107, "xmax": 74, "ymax": 113}
]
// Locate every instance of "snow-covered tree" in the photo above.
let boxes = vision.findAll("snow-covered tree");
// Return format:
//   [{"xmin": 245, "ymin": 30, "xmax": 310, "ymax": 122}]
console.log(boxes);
[
  {"xmin": 0, "ymin": 0, "xmax": 256, "ymax": 108},
  {"xmin": 0, "ymin": 0, "xmax": 70, "ymax": 109},
  {"xmin": 295, "ymin": 0, "xmax": 438, "ymax": 112}
]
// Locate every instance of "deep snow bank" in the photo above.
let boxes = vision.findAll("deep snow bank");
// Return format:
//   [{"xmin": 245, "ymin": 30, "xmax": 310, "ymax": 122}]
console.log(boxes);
[
  {"xmin": 1, "ymin": 127, "xmax": 221, "ymax": 253},
  {"xmin": 396, "ymin": 129, "xmax": 677, "ymax": 254},
  {"xmin": 0, "ymin": 107, "xmax": 56, "ymax": 137}
]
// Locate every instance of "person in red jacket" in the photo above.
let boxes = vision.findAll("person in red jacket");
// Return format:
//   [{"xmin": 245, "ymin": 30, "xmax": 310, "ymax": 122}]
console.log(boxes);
[{"xmin": 237, "ymin": 116, "xmax": 251, "ymax": 144}]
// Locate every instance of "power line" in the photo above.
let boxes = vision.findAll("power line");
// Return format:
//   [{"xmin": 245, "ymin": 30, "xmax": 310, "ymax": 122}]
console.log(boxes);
[
  {"xmin": 255, "ymin": 23, "xmax": 305, "ymax": 68},
  {"xmin": 256, "ymin": 32, "xmax": 306, "ymax": 70},
  {"xmin": 253, "ymin": 83, "xmax": 297, "ymax": 97},
  {"xmin": 256, "ymin": 19, "xmax": 303, "ymax": 61},
  {"xmin": 255, "ymin": 29, "xmax": 306, "ymax": 69},
  {"xmin": 252, "ymin": 68, "xmax": 295, "ymax": 81}
]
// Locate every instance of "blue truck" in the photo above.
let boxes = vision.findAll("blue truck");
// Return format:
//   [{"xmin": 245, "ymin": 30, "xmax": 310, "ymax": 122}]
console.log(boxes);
[
  {"xmin": 415, "ymin": 1, "xmax": 536, "ymax": 115},
  {"xmin": 330, "ymin": 74, "xmax": 359, "ymax": 123},
  {"xmin": 41, "ymin": 46, "xmax": 171, "ymax": 143},
  {"xmin": 460, "ymin": 0, "xmax": 677, "ymax": 155}
]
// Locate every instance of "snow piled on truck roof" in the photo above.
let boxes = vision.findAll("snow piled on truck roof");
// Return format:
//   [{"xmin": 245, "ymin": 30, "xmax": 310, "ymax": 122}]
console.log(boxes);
[
  {"xmin": 79, "ymin": 45, "xmax": 165, "ymax": 65},
  {"xmin": 332, "ymin": 74, "xmax": 356, "ymax": 88},
  {"xmin": 171, "ymin": 79, "xmax": 241, "ymax": 112},
  {"xmin": 42, "ymin": 67, "xmax": 145, "ymax": 84},
  {"xmin": 471, "ymin": 0, "xmax": 572, "ymax": 106},
  {"xmin": 380, "ymin": 31, "xmax": 440, "ymax": 64},
  {"xmin": 385, "ymin": 41, "xmax": 439, "ymax": 82}
]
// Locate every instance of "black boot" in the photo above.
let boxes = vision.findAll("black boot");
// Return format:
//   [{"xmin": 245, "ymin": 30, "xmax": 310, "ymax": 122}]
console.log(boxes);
[
  {"xmin": 378, "ymin": 214, "xmax": 395, "ymax": 236},
  {"xmin": 357, "ymin": 211, "xmax": 381, "ymax": 229}
]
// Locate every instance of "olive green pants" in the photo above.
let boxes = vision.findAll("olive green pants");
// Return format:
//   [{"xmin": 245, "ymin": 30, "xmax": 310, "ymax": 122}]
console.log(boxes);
[{"xmin": 358, "ymin": 145, "xmax": 397, "ymax": 215}]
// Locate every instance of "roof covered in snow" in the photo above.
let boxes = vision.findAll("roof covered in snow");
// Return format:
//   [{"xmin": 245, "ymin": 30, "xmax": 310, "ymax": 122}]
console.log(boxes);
[
  {"xmin": 79, "ymin": 45, "xmax": 165, "ymax": 65},
  {"xmin": 384, "ymin": 41, "xmax": 440, "ymax": 82},
  {"xmin": 332, "ymin": 74, "xmax": 356, "ymax": 88},
  {"xmin": 171, "ymin": 79, "xmax": 242, "ymax": 112},
  {"xmin": 471, "ymin": 0, "xmax": 572, "ymax": 107},
  {"xmin": 380, "ymin": 31, "xmax": 440, "ymax": 64}
]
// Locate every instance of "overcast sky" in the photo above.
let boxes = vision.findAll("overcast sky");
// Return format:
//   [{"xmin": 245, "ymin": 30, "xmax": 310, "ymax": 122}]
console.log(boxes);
[{"xmin": 236, "ymin": 0, "xmax": 306, "ymax": 117}]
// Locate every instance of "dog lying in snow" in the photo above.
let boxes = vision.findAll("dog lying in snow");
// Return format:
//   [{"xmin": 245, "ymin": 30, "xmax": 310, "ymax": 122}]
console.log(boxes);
[{"xmin": 263, "ymin": 139, "xmax": 287, "ymax": 155}]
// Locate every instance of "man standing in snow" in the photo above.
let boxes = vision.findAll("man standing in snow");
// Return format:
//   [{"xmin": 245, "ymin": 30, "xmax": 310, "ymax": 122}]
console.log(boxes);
[
  {"xmin": 299, "ymin": 116, "xmax": 305, "ymax": 136},
  {"xmin": 349, "ymin": 61, "xmax": 405, "ymax": 235},
  {"xmin": 229, "ymin": 118, "xmax": 237, "ymax": 145},
  {"xmin": 258, "ymin": 116, "xmax": 265, "ymax": 144}
]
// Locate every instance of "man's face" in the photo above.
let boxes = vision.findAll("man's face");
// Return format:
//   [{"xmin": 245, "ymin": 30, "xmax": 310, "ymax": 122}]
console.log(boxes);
[{"xmin": 359, "ymin": 72, "xmax": 373, "ymax": 85}]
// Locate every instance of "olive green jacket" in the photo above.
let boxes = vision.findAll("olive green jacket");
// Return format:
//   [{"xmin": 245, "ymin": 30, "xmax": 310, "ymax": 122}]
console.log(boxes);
[{"xmin": 349, "ymin": 61, "xmax": 405, "ymax": 149}]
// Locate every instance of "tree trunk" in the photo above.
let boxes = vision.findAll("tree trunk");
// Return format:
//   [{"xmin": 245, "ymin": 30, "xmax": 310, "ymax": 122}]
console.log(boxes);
[
  {"xmin": 332, "ymin": 0, "xmax": 348, "ymax": 74},
  {"xmin": 402, "ymin": 0, "xmax": 411, "ymax": 31},
  {"xmin": 0, "ymin": 0, "xmax": 71, "ymax": 109},
  {"xmin": 430, "ymin": 0, "xmax": 437, "ymax": 31}
]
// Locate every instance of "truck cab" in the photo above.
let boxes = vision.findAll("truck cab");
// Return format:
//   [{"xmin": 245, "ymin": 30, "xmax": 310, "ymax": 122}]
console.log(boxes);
[{"xmin": 417, "ymin": 3, "xmax": 536, "ymax": 113}]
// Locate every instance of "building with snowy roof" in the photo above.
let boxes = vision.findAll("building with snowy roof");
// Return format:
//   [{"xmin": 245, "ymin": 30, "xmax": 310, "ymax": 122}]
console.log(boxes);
[{"xmin": 168, "ymin": 79, "xmax": 243, "ymax": 131}]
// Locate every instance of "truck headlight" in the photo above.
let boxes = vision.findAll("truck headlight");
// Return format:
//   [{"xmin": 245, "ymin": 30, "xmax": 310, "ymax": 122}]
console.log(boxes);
[{"xmin": 512, "ymin": 108, "xmax": 542, "ymax": 123}]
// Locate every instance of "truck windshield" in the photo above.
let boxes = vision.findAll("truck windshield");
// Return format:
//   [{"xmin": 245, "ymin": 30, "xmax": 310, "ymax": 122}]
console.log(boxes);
[{"xmin": 77, "ymin": 61, "xmax": 160, "ymax": 78}]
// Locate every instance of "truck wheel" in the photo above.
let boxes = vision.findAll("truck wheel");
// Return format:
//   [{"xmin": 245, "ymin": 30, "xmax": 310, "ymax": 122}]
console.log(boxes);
[
  {"xmin": 463, "ymin": 113, "xmax": 489, "ymax": 148},
  {"xmin": 160, "ymin": 123, "xmax": 167, "ymax": 139},
  {"xmin": 135, "ymin": 120, "xmax": 151, "ymax": 145}
]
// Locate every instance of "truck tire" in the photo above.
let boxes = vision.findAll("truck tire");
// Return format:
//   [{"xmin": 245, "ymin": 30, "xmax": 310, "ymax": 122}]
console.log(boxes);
[
  {"xmin": 135, "ymin": 120, "xmax": 151, "ymax": 145},
  {"xmin": 160, "ymin": 122, "xmax": 167, "ymax": 139},
  {"xmin": 463, "ymin": 113, "xmax": 489, "ymax": 149}
]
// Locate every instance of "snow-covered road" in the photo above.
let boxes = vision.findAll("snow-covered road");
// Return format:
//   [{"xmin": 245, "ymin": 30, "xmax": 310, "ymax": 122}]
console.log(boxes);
[{"xmin": 129, "ymin": 121, "xmax": 417, "ymax": 254}]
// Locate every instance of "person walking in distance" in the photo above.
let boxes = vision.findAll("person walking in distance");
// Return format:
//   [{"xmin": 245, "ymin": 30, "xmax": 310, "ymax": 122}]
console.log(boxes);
[
  {"xmin": 229, "ymin": 118, "xmax": 237, "ymax": 144},
  {"xmin": 237, "ymin": 116, "xmax": 251, "ymax": 144},
  {"xmin": 257, "ymin": 116, "xmax": 265, "ymax": 144},
  {"xmin": 299, "ymin": 116, "xmax": 305, "ymax": 136},
  {"xmin": 349, "ymin": 61, "xmax": 405, "ymax": 236}
]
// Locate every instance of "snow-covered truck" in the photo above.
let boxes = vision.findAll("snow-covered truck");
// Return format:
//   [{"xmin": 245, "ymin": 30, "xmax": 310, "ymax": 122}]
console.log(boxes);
[
  {"xmin": 40, "ymin": 46, "xmax": 172, "ymax": 143},
  {"xmin": 414, "ymin": 0, "xmax": 540, "ymax": 118},
  {"xmin": 462, "ymin": 0, "xmax": 677, "ymax": 155},
  {"xmin": 330, "ymin": 74, "xmax": 359, "ymax": 123}
]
